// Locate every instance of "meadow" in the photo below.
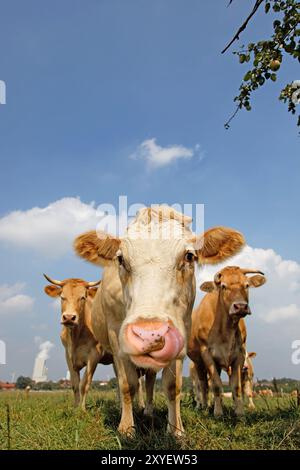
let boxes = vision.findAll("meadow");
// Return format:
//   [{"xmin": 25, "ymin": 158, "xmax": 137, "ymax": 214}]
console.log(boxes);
[{"xmin": 1, "ymin": 389, "xmax": 300, "ymax": 450}]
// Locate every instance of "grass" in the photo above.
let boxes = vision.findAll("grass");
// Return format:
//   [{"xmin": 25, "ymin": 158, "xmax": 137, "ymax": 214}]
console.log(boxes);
[{"xmin": 0, "ymin": 390, "xmax": 300, "ymax": 450}]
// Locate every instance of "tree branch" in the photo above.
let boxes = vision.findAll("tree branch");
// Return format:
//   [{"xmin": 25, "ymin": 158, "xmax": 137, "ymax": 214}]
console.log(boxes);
[{"xmin": 222, "ymin": 0, "xmax": 264, "ymax": 54}]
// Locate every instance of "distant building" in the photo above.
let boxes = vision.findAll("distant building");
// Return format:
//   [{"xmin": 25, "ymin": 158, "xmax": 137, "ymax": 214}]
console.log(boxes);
[
  {"xmin": 32, "ymin": 357, "xmax": 48, "ymax": 383},
  {"xmin": 0, "ymin": 381, "xmax": 15, "ymax": 390}
]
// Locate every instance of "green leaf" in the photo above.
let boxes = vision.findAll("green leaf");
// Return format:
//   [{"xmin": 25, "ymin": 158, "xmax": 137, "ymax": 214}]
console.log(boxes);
[
  {"xmin": 244, "ymin": 71, "xmax": 252, "ymax": 81},
  {"xmin": 271, "ymin": 73, "xmax": 277, "ymax": 81},
  {"xmin": 265, "ymin": 2, "xmax": 270, "ymax": 13}
]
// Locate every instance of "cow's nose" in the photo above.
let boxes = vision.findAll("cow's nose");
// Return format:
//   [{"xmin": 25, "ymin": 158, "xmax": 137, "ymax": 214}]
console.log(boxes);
[
  {"xmin": 231, "ymin": 302, "xmax": 250, "ymax": 315},
  {"xmin": 62, "ymin": 314, "xmax": 76, "ymax": 323}
]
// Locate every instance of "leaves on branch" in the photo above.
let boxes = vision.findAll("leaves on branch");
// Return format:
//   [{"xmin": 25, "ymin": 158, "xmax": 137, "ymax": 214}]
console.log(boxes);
[{"xmin": 223, "ymin": 0, "xmax": 300, "ymax": 129}]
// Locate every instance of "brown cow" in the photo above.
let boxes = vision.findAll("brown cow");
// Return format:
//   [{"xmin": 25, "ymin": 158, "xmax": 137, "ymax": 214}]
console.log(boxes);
[
  {"xmin": 74, "ymin": 206, "xmax": 245, "ymax": 435},
  {"xmin": 189, "ymin": 266, "xmax": 266, "ymax": 417},
  {"xmin": 242, "ymin": 351, "xmax": 257, "ymax": 409},
  {"xmin": 44, "ymin": 275, "xmax": 113, "ymax": 410}
]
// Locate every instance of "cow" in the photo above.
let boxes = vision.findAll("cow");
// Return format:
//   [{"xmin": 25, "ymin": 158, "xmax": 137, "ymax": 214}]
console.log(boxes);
[
  {"xmin": 259, "ymin": 389, "xmax": 274, "ymax": 397},
  {"xmin": 242, "ymin": 351, "xmax": 257, "ymax": 409},
  {"xmin": 74, "ymin": 205, "xmax": 245, "ymax": 435},
  {"xmin": 43, "ymin": 275, "xmax": 113, "ymax": 410},
  {"xmin": 188, "ymin": 266, "xmax": 266, "ymax": 417}
]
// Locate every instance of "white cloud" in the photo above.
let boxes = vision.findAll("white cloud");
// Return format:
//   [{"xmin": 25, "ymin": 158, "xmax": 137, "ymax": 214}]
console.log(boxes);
[
  {"xmin": 264, "ymin": 304, "xmax": 300, "ymax": 324},
  {"xmin": 0, "ymin": 283, "xmax": 34, "ymax": 315},
  {"xmin": 131, "ymin": 138, "xmax": 202, "ymax": 168},
  {"xmin": 196, "ymin": 245, "xmax": 300, "ymax": 325},
  {"xmin": 0, "ymin": 197, "xmax": 101, "ymax": 257}
]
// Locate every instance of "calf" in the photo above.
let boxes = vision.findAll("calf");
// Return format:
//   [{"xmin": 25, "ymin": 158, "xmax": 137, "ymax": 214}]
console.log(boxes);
[
  {"xmin": 44, "ymin": 275, "xmax": 113, "ymax": 410},
  {"xmin": 188, "ymin": 266, "xmax": 266, "ymax": 417},
  {"xmin": 74, "ymin": 206, "xmax": 245, "ymax": 435}
]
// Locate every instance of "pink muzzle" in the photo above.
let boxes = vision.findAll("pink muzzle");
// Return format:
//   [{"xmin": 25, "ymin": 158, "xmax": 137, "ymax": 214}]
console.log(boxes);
[{"xmin": 125, "ymin": 320, "xmax": 184, "ymax": 369}]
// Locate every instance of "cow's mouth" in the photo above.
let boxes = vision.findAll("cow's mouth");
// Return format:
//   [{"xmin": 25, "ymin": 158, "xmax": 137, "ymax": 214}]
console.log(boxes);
[
  {"xmin": 129, "ymin": 354, "xmax": 170, "ymax": 371},
  {"xmin": 61, "ymin": 321, "xmax": 77, "ymax": 327}
]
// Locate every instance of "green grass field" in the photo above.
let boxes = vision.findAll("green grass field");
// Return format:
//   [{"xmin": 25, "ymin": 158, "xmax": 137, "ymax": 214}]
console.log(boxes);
[{"xmin": 1, "ymin": 390, "xmax": 300, "ymax": 450}]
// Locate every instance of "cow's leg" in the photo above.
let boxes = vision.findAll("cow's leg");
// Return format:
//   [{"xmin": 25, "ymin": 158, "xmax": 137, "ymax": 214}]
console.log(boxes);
[
  {"xmin": 195, "ymin": 362, "xmax": 208, "ymax": 409},
  {"xmin": 144, "ymin": 369, "xmax": 156, "ymax": 417},
  {"xmin": 65, "ymin": 352, "xmax": 80, "ymax": 407},
  {"xmin": 200, "ymin": 349, "xmax": 223, "ymax": 417},
  {"xmin": 108, "ymin": 330, "xmax": 138, "ymax": 436},
  {"xmin": 242, "ymin": 375, "xmax": 255, "ymax": 409},
  {"xmin": 230, "ymin": 362, "xmax": 244, "ymax": 416},
  {"xmin": 112, "ymin": 361, "xmax": 120, "ymax": 403},
  {"xmin": 162, "ymin": 359, "xmax": 184, "ymax": 437},
  {"xmin": 137, "ymin": 376, "xmax": 145, "ymax": 409},
  {"xmin": 80, "ymin": 352, "xmax": 99, "ymax": 411}
]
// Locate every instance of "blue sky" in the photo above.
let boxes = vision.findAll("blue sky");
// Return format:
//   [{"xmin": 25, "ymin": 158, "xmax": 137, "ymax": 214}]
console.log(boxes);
[{"xmin": 0, "ymin": 0, "xmax": 299, "ymax": 381}]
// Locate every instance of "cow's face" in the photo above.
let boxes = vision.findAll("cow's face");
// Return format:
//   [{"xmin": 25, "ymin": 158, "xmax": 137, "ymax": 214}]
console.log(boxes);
[
  {"xmin": 200, "ymin": 267, "xmax": 266, "ymax": 319},
  {"xmin": 117, "ymin": 237, "xmax": 197, "ymax": 370},
  {"xmin": 74, "ymin": 207, "xmax": 245, "ymax": 371},
  {"xmin": 44, "ymin": 276, "xmax": 100, "ymax": 327}
]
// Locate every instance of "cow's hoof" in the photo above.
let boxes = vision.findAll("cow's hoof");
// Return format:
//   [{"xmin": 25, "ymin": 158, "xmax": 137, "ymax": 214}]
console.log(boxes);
[
  {"xmin": 167, "ymin": 424, "xmax": 185, "ymax": 438},
  {"xmin": 118, "ymin": 424, "xmax": 135, "ymax": 438}
]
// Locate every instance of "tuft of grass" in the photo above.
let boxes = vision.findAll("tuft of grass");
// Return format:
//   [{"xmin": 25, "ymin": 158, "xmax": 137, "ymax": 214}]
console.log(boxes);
[{"xmin": 0, "ymin": 390, "xmax": 300, "ymax": 450}]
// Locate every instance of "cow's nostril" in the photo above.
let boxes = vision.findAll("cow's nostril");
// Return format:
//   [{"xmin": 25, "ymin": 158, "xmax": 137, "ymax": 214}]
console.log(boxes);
[{"xmin": 71, "ymin": 315, "xmax": 76, "ymax": 321}]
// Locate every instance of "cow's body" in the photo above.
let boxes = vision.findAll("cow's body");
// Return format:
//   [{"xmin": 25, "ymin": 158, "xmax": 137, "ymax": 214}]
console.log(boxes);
[
  {"xmin": 189, "ymin": 266, "xmax": 266, "ymax": 417},
  {"xmin": 74, "ymin": 206, "xmax": 245, "ymax": 435},
  {"xmin": 44, "ymin": 277, "xmax": 113, "ymax": 410}
]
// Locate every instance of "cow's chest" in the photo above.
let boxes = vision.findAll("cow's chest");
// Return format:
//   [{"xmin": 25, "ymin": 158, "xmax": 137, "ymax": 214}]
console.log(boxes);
[
  {"xmin": 72, "ymin": 345, "xmax": 89, "ymax": 369},
  {"xmin": 209, "ymin": 337, "xmax": 243, "ymax": 370}
]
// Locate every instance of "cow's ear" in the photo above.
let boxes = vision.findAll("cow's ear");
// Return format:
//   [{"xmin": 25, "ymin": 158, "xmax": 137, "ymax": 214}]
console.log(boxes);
[
  {"xmin": 248, "ymin": 352, "xmax": 257, "ymax": 359},
  {"xmin": 44, "ymin": 285, "xmax": 62, "ymax": 297},
  {"xmin": 200, "ymin": 281, "xmax": 215, "ymax": 292},
  {"xmin": 195, "ymin": 227, "xmax": 245, "ymax": 265},
  {"xmin": 249, "ymin": 274, "xmax": 266, "ymax": 288},
  {"xmin": 74, "ymin": 231, "xmax": 121, "ymax": 267},
  {"xmin": 87, "ymin": 287, "xmax": 98, "ymax": 299}
]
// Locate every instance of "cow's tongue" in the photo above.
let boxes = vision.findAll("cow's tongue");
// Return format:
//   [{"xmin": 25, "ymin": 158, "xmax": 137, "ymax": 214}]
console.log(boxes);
[{"xmin": 149, "ymin": 327, "xmax": 184, "ymax": 362}]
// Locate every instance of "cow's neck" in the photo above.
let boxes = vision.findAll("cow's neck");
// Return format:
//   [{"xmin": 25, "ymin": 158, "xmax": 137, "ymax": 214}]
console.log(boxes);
[
  {"xmin": 216, "ymin": 294, "xmax": 240, "ymax": 340},
  {"xmin": 68, "ymin": 303, "xmax": 90, "ymax": 343}
]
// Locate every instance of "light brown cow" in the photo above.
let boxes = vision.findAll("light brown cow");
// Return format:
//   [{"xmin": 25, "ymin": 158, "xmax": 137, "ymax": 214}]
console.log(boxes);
[
  {"xmin": 242, "ymin": 351, "xmax": 257, "ymax": 409},
  {"xmin": 74, "ymin": 206, "xmax": 245, "ymax": 435},
  {"xmin": 258, "ymin": 388, "xmax": 274, "ymax": 397},
  {"xmin": 189, "ymin": 266, "xmax": 266, "ymax": 417},
  {"xmin": 44, "ymin": 275, "xmax": 113, "ymax": 410}
]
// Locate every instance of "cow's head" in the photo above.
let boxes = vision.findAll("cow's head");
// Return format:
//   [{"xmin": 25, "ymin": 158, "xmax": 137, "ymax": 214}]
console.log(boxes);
[
  {"xmin": 43, "ymin": 275, "xmax": 100, "ymax": 327},
  {"xmin": 74, "ymin": 206, "xmax": 245, "ymax": 370},
  {"xmin": 243, "ymin": 351, "xmax": 257, "ymax": 373},
  {"xmin": 200, "ymin": 266, "xmax": 266, "ymax": 319}
]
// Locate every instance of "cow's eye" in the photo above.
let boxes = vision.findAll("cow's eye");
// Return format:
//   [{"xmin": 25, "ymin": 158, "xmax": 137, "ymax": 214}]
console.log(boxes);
[
  {"xmin": 245, "ymin": 283, "xmax": 250, "ymax": 289},
  {"xmin": 185, "ymin": 252, "xmax": 195, "ymax": 263},
  {"xmin": 221, "ymin": 283, "xmax": 226, "ymax": 290}
]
